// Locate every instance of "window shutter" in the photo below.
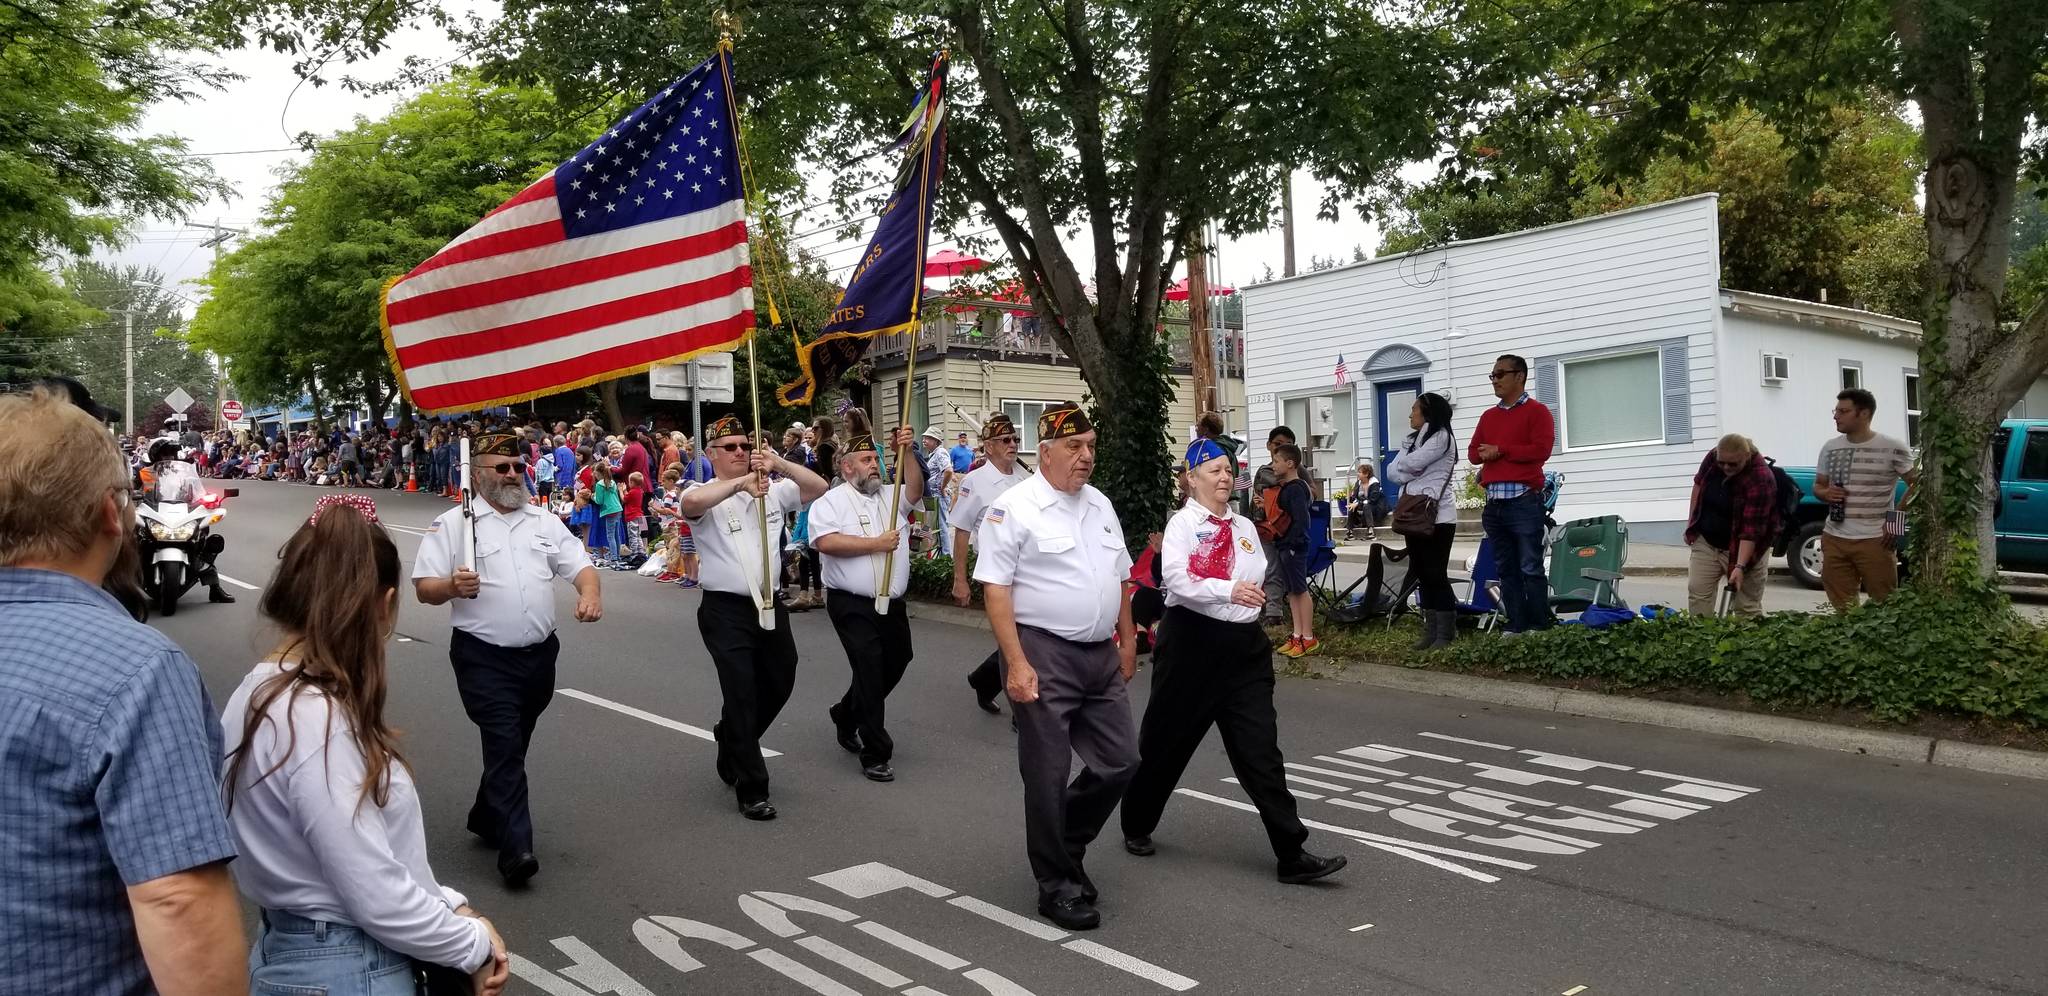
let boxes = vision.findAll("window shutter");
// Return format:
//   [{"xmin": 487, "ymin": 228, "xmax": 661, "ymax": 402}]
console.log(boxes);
[
  {"xmin": 1531, "ymin": 360, "xmax": 1561, "ymax": 455},
  {"xmin": 1661, "ymin": 342, "xmax": 1693, "ymax": 445}
]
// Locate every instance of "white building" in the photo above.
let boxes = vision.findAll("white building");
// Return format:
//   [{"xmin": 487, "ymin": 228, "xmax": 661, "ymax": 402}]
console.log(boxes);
[{"xmin": 1240, "ymin": 194, "xmax": 2048, "ymax": 544}]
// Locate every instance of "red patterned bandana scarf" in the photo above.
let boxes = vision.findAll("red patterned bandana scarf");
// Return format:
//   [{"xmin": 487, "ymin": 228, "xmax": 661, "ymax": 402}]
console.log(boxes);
[{"xmin": 1188, "ymin": 515, "xmax": 1235, "ymax": 581}]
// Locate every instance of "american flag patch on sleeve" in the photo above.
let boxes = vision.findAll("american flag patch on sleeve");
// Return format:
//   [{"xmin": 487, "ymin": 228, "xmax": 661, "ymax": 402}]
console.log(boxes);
[{"xmin": 987, "ymin": 507, "xmax": 1005, "ymax": 524}]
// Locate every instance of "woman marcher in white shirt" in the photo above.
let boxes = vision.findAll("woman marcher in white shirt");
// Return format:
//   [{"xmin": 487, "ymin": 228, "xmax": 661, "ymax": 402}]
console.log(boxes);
[
  {"xmin": 222, "ymin": 494, "xmax": 509, "ymax": 996},
  {"xmin": 1118, "ymin": 439, "xmax": 1347, "ymax": 885},
  {"xmin": 1387, "ymin": 392, "xmax": 1461, "ymax": 650}
]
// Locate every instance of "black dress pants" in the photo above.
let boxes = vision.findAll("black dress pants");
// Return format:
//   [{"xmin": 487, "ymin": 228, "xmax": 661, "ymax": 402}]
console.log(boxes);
[
  {"xmin": 449, "ymin": 628, "xmax": 559, "ymax": 858},
  {"xmin": 824, "ymin": 589, "xmax": 914, "ymax": 765},
  {"xmin": 1120, "ymin": 606, "xmax": 1309, "ymax": 861},
  {"xmin": 698, "ymin": 591, "xmax": 797, "ymax": 804},
  {"xmin": 968, "ymin": 649, "xmax": 1003, "ymax": 701}
]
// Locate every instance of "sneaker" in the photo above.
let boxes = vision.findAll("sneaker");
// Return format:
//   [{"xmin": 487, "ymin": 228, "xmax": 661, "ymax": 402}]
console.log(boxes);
[
  {"xmin": 678, "ymin": 578, "xmax": 700, "ymax": 589},
  {"xmin": 1276, "ymin": 636, "xmax": 1304, "ymax": 659},
  {"xmin": 1296, "ymin": 637, "xmax": 1320, "ymax": 656},
  {"xmin": 656, "ymin": 572, "xmax": 681, "ymax": 583}
]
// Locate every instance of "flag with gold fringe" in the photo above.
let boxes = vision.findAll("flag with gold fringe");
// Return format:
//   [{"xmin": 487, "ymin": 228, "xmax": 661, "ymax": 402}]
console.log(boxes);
[{"xmin": 777, "ymin": 51, "xmax": 948, "ymax": 406}]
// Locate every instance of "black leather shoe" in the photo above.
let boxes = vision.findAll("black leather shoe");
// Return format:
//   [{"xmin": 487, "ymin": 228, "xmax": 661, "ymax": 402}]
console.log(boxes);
[
  {"xmin": 1037, "ymin": 895, "xmax": 1100, "ymax": 930},
  {"xmin": 713, "ymin": 723, "xmax": 735, "ymax": 785},
  {"xmin": 1074, "ymin": 865, "xmax": 1098, "ymax": 904},
  {"xmin": 969, "ymin": 675, "xmax": 1001, "ymax": 714},
  {"xmin": 861, "ymin": 762, "xmax": 895, "ymax": 782},
  {"xmin": 499, "ymin": 851, "xmax": 539, "ymax": 887},
  {"xmin": 828, "ymin": 705, "xmax": 862, "ymax": 754},
  {"xmin": 1123, "ymin": 836, "xmax": 1155, "ymax": 857},
  {"xmin": 739, "ymin": 799, "xmax": 777, "ymax": 821},
  {"xmin": 208, "ymin": 586, "xmax": 236, "ymax": 604},
  {"xmin": 1277, "ymin": 852, "xmax": 1347, "ymax": 884}
]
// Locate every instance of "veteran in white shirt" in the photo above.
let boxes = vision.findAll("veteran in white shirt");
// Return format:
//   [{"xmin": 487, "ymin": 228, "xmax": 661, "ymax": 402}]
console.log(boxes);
[
  {"xmin": 971, "ymin": 402, "xmax": 1136, "ymax": 931},
  {"xmin": 808, "ymin": 424, "xmax": 918, "ymax": 783},
  {"xmin": 951, "ymin": 411, "xmax": 1035, "ymax": 714},
  {"xmin": 413, "ymin": 433, "xmax": 600, "ymax": 888},
  {"xmin": 679, "ymin": 414, "xmax": 830, "ymax": 822},
  {"xmin": 1117, "ymin": 439, "xmax": 1346, "ymax": 886}
]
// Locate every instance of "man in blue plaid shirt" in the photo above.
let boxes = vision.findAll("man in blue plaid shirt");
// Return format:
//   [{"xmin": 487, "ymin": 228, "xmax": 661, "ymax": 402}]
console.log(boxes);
[{"xmin": 0, "ymin": 386, "xmax": 245, "ymax": 994}]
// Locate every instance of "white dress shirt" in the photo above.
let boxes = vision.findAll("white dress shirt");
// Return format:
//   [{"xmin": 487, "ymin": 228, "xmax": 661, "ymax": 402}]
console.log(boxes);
[
  {"xmin": 950, "ymin": 460, "xmax": 1034, "ymax": 544},
  {"xmin": 683, "ymin": 478, "xmax": 802, "ymax": 598},
  {"xmin": 221, "ymin": 662, "xmax": 492, "ymax": 972},
  {"xmin": 1163, "ymin": 501, "xmax": 1268, "ymax": 624},
  {"xmin": 412, "ymin": 500, "xmax": 593, "ymax": 648},
  {"xmin": 807, "ymin": 481, "xmax": 913, "ymax": 600},
  {"xmin": 972, "ymin": 471, "xmax": 1132, "ymax": 642}
]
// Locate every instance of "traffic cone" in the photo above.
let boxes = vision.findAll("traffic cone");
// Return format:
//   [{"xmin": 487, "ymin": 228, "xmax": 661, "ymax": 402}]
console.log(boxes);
[{"xmin": 406, "ymin": 465, "xmax": 418, "ymax": 492}]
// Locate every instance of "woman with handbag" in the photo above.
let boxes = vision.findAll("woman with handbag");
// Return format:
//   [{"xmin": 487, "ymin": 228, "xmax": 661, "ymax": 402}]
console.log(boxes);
[
  {"xmin": 222, "ymin": 495, "xmax": 509, "ymax": 996},
  {"xmin": 1388, "ymin": 392, "xmax": 1460, "ymax": 650}
]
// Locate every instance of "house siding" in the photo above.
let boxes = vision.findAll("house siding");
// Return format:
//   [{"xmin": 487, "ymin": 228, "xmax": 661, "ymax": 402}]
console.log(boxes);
[
  {"xmin": 870, "ymin": 359, "xmax": 1241, "ymax": 451},
  {"xmin": 1718, "ymin": 308, "xmax": 1924, "ymax": 466},
  {"xmin": 1242, "ymin": 195, "xmax": 1724, "ymax": 536}
]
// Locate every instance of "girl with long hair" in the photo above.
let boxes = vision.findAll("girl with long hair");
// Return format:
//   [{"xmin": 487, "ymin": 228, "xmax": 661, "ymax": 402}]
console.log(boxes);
[
  {"xmin": 222, "ymin": 495, "xmax": 509, "ymax": 995},
  {"xmin": 1388, "ymin": 391, "xmax": 1461, "ymax": 649}
]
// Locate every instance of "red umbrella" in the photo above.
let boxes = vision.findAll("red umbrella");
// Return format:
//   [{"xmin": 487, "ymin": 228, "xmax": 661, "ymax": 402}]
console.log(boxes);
[
  {"xmin": 1163, "ymin": 276, "xmax": 1237, "ymax": 301},
  {"xmin": 924, "ymin": 249, "xmax": 987, "ymax": 278},
  {"xmin": 989, "ymin": 280, "xmax": 1034, "ymax": 315}
]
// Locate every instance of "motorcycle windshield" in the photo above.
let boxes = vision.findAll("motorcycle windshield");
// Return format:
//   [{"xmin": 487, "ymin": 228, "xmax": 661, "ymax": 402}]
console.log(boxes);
[{"xmin": 154, "ymin": 462, "xmax": 202, "ymax": 504}]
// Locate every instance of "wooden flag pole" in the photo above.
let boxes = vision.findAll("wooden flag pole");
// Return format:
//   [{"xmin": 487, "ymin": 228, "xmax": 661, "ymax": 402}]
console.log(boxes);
[
  {"xmin": 877, "ymin": 323, "xmax": 919, "ymax": 614},
  {"xmin": 458, "ymin": 436, "xmax": 477, "ymax": 577},
  {"xmin": 747, "ymin": 333, "xmax": 774, "ymax": 630}
]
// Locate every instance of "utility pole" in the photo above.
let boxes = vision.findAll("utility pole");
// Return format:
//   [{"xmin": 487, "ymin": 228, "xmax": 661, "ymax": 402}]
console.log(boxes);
[
  {"xmin": 688, "ymin": 359, "xmax": 704, "ymax": 451},
  {"xmin": 1186, "ymin": 230, "xmax": 1215, "ymax": 419},
  {"xmin": 1281, "ymin": 173, "xmax": 1298, "ymax": 278},
  {"xmin": 123, "ymin": 307, "xmax": 135, "ymax": 436},
  {"xmin": 188, "ymin": 219, "xmax": 246, "ymax": 421}
]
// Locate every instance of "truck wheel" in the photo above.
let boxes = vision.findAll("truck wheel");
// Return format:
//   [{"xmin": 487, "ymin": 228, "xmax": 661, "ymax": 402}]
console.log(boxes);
[
  {"xmin": 157, "ymin": 563, "xmax": 182, "ymax": 617},
  {"xmin": 1788, "ymin": 522, "xmax": 1825, "ymax": 590}
]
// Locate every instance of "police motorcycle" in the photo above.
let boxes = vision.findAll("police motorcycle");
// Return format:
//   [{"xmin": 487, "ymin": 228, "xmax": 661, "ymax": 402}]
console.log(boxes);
[{"xmin": 136, "ymin": 440, "xmax": 236, "ymax": 616}]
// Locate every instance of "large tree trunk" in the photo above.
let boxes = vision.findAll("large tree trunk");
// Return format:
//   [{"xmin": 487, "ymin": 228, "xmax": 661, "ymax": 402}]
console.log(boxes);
[
  {"xmin": 306, "ymin": 377, "xmax": 327, "ymax": 434},
  {"xmin": 599, "ymin": 378, "xmax": 626, "ymax": 433}
]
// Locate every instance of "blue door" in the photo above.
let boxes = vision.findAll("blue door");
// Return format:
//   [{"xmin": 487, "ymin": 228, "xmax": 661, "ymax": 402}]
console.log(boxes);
[{"xmin": 1376, "ymin": 379, "xmax": 1422, "ymax": 502}]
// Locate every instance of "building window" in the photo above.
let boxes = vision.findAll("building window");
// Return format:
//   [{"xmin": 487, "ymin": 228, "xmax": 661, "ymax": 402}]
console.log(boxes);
[
  {"xmin": 1904, "ymin": 372, "xmax": 1921, "ymax": 448},
  {"xmin": 909, "ymin": 377, "xmax": 929, "ymax": 438},
  {"xmin": 1840, "ymin": 362, "xmax": 1862, "ymax": 391},
  {"xmin": 1004, "ymin": 399, "xmax": 1063, "ymax": 449},
  {"xmin": 1561, "ymin": 349, "xmax": 1663, "ymax": 449}
]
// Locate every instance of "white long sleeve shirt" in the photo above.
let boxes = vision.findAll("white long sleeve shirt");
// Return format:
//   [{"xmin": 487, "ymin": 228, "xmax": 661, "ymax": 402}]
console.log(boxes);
[
  {"xmin": 1162, "ymin": 501, "xmax": 1267, "ymax": 624},
  {"xmin": 222, "ymin": 662, "xmax": 492, "ymax": 972}
]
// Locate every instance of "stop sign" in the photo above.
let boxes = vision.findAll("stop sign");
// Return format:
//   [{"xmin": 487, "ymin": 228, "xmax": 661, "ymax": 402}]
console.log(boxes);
[{"xmin": 221, "ymin": 400, "xmax": 244, "ymax": 423}]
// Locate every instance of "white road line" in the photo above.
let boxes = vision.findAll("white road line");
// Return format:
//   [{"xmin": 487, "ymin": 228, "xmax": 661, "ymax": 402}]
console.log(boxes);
[
  {"xmin": 1284, "ymin": 762, "xmax": 1384, "ymax": 785},
  {"xmin": 1348, "ymin": 922, "xmax": 1376, "ymax": 932},
  {"xmin": 1313, "ymin": 755, "xmax": 1411, "ymax": 778},
  {"xmin": 1175, "ymin": 788, "xmax": 1536, "ymax": 880},
  {"xmin": 1366, "ymin": 743, "xmax": 1463, "ymax": 763},
  {"xmin": 1325, "ymin": 798, "xmax": 1385, "ymax": 815},
  {"xmin": 1660, "ymin": 781, "xmax": 1750, "ymax": 803},
  {"xmin": 1226, "ymin": 776, "xmax": 1325, "ymax": 801},
  {"xmin": 1518, "ymin": 749, "xmax": 1632, "ymax": 772},
  {"xmin": 792, "ymin": 935, "xmax": 912, "ymax": 987},
  {"xmin": 1563, "ymin": 986, "xmax": 1589, "ymax": 995},
  {"xmin": 1636, "ymin": 770, "xmax": 1760, "ymax": 793},
  {"xmin": 1282, "ymin": 773, "xmax": 1354, "ymax": 792},
  {"xmin": 1061, "ymin": 939, "xmax": 1200, "ymax": 992},
  {"xmin": 1557, "ymin": 805, "xmax": 1655, "ymax": 828},
  {"xmin": 1387, "ymin": 782, "xmax": 1444, "ymax": 795},
  {"xmin": 1411, "ymin": 776, "xmax": 1467, "ymax": 789},
  {"xmin": 1609, "ymin": 798, "xmax": 1699, "ymax": 821},
  {"xmin": 748, "ymin": 948, "xmax": 863, "ymax": 996},
  {"xmin": 1351, "ymin": 789, "xmax": 1412, "ymax": 807},
  {"xmin": 1418, "ymin": 732, "xmax": 1513, "ymax": 750},
  {"xmin": 853, "ymin": 921, "xmax": 970, "ymax": 970},
  {"xmin": 216, "ymin": 573, "xmax": 261, "ymax": 590},
  {"xmin": 556, "ymin": 687, "xmax": 782, "ymax": 757},
  {"xmin": 946, "ymin": 895, "xmax": 1069, "ymax": 941},
  {"xmin": 1585, "ymin": 784, "xmax": 1711, "ymax": 810},
  {"xmin": 1505, "ymin": 824, "xmax": 1601, "ymax": 848}
]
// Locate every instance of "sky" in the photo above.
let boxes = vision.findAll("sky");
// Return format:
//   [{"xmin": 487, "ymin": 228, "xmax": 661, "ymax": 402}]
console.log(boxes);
[{"xmin": 106, "ymin": 20, "xmax": 1387, "ymax": 316}]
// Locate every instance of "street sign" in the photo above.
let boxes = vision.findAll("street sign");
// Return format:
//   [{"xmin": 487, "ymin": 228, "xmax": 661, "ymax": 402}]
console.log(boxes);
[
  {"xmin": 164, "ymin": 387, "xmax": 195, "ymax": 413},
  {"xmin": 220, "ymin": 400, "xmax": 244, "ymax": 423},
  {"xmin": 649, "ymin": 352, "xmax": 735, "ymax": 402}
]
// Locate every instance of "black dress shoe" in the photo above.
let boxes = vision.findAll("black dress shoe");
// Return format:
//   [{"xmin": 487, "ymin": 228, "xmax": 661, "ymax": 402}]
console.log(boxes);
[
  {"xmin": 1123, "ymin": 836, "xmax": 1155, "ymax": 857},
  {"xmin": 829, "ymin": 706, "xmax": 862, "ymax": 754},
  {"xmin": 861, "ymin": 762, "xmax": 895, "ymax": 782},
  {"xmin": 499, "ymin": 851, "xmax": 539, "ymax": 887},
  {"xmin": 1074, "ymin": 865, "xmax": 1098, "ymax": 904},
  {"xmin": 969, "ymin": 675, "xmax": 1001, "ymax": 715},
  {"xmin": 1037, "ymin": 895, "xmax": 1100, "ymax": 930},
  {"xmin": 1277, "ymin": 851, "xmax": 1347, "ymax": 884},
  {"xmin": 208, "ymin": 586, "xmax": 236, "ymax": 604},
  {"xmin": 739, "ymin": 799, "xmax": 777, "ymax": 821}
]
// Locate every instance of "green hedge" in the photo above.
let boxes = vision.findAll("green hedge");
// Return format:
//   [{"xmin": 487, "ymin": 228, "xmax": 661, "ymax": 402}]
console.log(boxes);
[
  {"xmin": 908, "ymin": 552, "xmax": 977, "ymax": 603},
  {"xmin": 1432, "ymin": 585, "xmax": 2048, "ymax": 726}
]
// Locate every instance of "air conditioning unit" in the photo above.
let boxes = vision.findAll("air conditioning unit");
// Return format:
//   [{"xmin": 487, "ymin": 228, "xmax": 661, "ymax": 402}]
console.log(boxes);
[{"xmin": 1761, "ymin": 352, "xmax": 1790, "ymax": 385}]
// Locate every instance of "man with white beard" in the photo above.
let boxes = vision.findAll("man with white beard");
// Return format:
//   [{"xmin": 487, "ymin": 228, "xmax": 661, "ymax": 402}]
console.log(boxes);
[
  {"xmin": 415, "ymin": 433, "xmax": 602, "ymax": 886},
  {"xmin": 808, "ymin": 423, "xmax": 919, "ymax": 782}
]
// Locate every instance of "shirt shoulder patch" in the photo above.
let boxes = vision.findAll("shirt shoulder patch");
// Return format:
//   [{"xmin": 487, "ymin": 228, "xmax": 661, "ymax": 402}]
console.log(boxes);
[{"xmin": 986, "ymin": 507, "xmax": 1005, "ymax": 524}]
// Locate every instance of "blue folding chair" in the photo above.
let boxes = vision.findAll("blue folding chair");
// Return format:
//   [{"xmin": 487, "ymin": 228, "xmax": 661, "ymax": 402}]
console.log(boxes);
[
  {"xmin": 1303, "ymin": 500, "xmax": 1339, "ymax": 578},
  {"xmin": 1448, "ymin": 534, "xmax": 1505, "ymax": 631}
]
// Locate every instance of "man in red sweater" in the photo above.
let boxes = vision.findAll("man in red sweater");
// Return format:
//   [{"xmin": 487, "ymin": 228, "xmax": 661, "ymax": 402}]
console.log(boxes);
[{"xmin": 1469, "ymin": 354, "xmax": 1556, "ymax": 633}]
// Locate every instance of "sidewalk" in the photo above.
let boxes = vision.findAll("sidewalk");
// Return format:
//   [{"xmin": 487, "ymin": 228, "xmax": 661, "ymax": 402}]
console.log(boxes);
[{"xmin": 1331, "ymin": 535, "xmax": 1693, "ymax": 576}]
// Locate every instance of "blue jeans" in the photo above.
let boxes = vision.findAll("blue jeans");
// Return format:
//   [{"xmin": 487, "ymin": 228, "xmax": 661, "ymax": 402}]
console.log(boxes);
[
  {"xmin": 249, "ymin": 908, "xmax": 417, "ymax": 996},
  {"xmin": 1482, "ymin": 490, "xmax": 1553, "ymax": 632}
]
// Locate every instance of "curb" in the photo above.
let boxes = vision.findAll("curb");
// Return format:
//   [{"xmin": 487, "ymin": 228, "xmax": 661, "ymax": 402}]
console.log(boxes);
[{"xmin": 905, "ymin": 599, "xmax": 2048, "ymax": 782}]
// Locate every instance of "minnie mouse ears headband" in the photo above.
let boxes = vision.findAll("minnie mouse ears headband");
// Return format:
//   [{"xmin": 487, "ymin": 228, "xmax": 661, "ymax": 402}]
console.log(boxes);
[{"xmin": 309, "ymin": 493, "xmax": 379, "ymax": 526}]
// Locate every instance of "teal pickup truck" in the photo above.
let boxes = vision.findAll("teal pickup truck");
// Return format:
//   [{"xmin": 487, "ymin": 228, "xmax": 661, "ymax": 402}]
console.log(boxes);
[{"xmin": 1776, "ymin": 418, "xmax": 2048, "ymax": 587}]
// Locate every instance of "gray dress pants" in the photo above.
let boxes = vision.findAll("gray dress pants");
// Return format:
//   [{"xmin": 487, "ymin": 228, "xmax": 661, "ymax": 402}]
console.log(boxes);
[{"xmin": 1012, "ymin": 625, "xmax": 1138, "ymax": 902}]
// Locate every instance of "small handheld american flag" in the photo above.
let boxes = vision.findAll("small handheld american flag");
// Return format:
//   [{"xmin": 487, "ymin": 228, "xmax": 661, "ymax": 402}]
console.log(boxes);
[{"xmin": 381, "ymin": 46, "xmax": 754, "ymax": 414}]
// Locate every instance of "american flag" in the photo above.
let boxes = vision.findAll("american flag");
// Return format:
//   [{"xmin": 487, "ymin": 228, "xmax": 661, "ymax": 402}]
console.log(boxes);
[
  {"xmin": 381, "ymin": 48, "xmax": 753, "ymax": 414},
  {"xmin": 1334, "ymin": 353, "xmax": 1348, "ymax": 386}
]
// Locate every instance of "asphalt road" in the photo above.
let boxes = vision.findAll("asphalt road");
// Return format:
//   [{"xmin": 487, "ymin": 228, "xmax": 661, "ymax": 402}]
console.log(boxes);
[{"xmin": 150, "ymin": 480, "xmax": 2048, "ymax": 995}]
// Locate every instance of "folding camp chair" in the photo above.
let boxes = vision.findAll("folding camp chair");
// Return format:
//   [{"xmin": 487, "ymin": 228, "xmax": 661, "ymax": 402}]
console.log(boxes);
[
  {"xmin": 1321, "ymin": 542, "xmax": 1417, "ymax": 625},
  {"xmin": 1546, "ymin": 514, "xmax": 1630, "ymax": 616},
  {"xmin": 1303, "ymin": 500, "xmax": 1339, "ymax": 579},
  {"xmin": 1448, "ymin": 534, "xmax": 1505, "ymax": 631}
]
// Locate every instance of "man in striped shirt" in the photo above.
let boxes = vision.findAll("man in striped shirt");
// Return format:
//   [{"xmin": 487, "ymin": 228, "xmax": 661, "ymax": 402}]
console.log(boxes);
[{"xmin": 1814, "ymin": 389, "xmax": 1916, "ymax": 612}]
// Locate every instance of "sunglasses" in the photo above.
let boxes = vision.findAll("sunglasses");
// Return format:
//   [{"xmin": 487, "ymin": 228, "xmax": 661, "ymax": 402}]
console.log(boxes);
[
  {"xmin": 1487, "ymin": 369, "xmax": 1527, "ymax": 381},
  {"xmin": 482, "ymin": 461, "xmax": 527, "ymax": 475},
  {"xmin": 714, "ymin": 442, "xmax": 756, "ymax": 453},
  {"xmin": 1717, "ymin": 460, "xmax": 1745, "ymax": 471},
  {"xmin": 988, "ymin": 435, "xmax": 1019, "ymax": 445}
]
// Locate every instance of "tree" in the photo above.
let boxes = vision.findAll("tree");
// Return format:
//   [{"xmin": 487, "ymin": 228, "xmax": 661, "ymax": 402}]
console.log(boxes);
[
  {"xmin": 188, "ymin": 74, "xmax": 604, "ymax": 424},
  {"xmin": 0, "ymin": 0, "xmax": 235, "ymax": 379},
  {"xmin": 1431, "ymin": 0, "xmax": 2046, "ymax": 589},
  {"xmin": 270, "ymin": 1, "xmax": 1449, "ymax": 539},
  {"xmin": 39, "ymin": 262, "xmax": 217, "ymax": 424}
]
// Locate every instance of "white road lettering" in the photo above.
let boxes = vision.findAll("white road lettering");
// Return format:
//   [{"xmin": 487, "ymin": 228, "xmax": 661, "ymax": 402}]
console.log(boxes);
[{"xmin": 558, "ymin": 687, "xmax": 782, "ymax": 757}]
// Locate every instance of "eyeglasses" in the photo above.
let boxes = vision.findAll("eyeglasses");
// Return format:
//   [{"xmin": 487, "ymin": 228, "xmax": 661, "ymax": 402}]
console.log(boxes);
[
  {"xmin": 714, "ymin": 442, "xmax": 756, "ymax": 453},
  {"xmin": 482, "ymin": 461, "xmax": 526, "ymax": 475},
  {"xmin": 988, "ymin": 435, "xmax": 1018, "ymax": 445},
  {"xmin": 1487, "ymin": 369, "xmax": 1527, "ymax": 381},
  {"xmin": 1716, "ymin": 460, "xmax": 1745, "ymax": 471}
]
